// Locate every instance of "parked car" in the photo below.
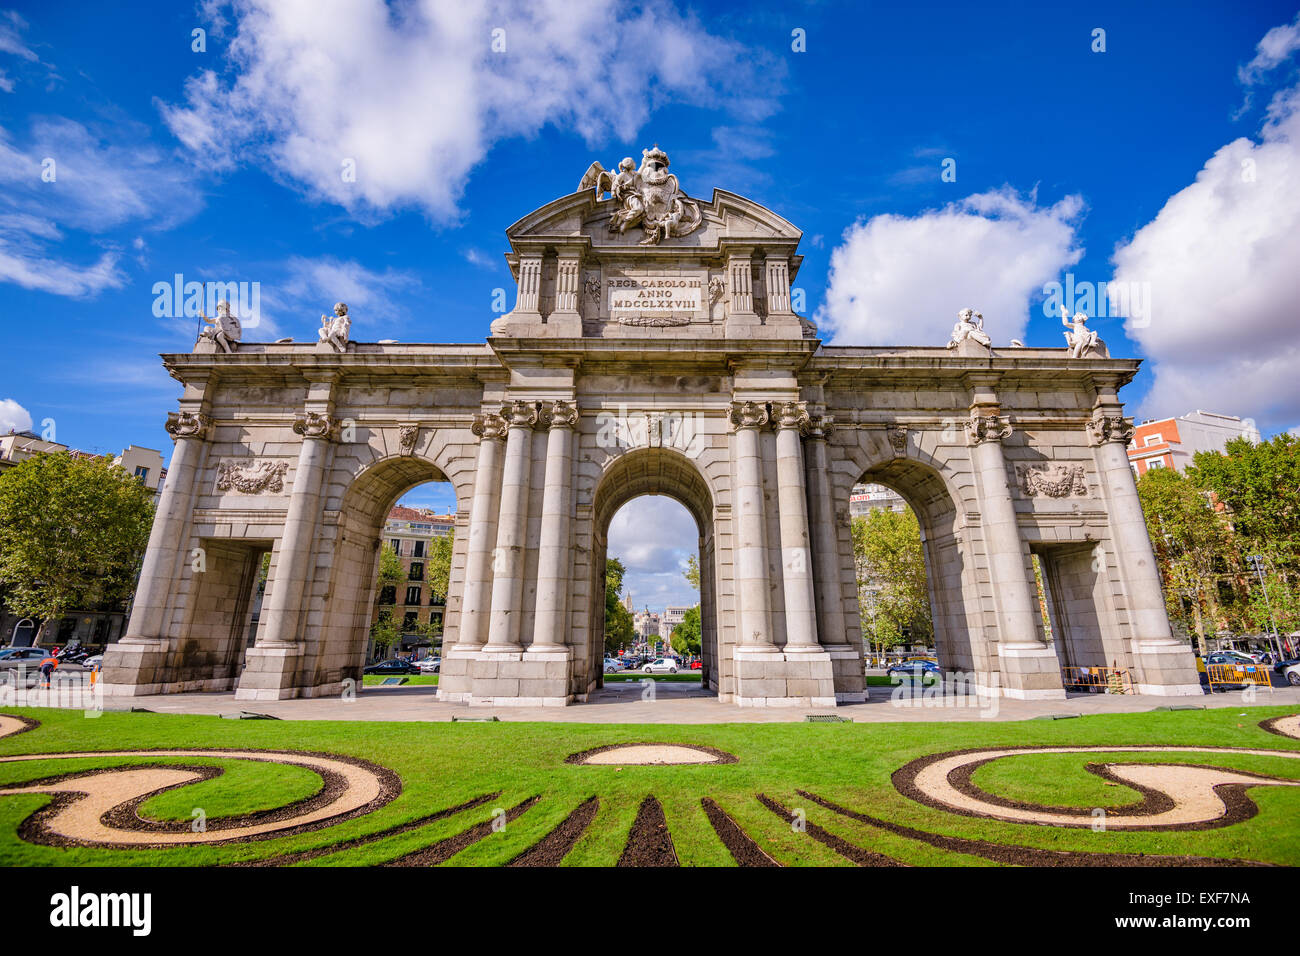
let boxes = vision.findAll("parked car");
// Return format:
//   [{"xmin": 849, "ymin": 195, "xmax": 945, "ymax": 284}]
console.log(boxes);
[
  {"xmin": 417, "ymin": 657, "xmax": 441, "ymax": 674},
  {"xmin": 603, "ymin": 658, "xmax": 624, "ymax": 673},
  {"xmin": 690, "ymin": 660, "xmax": 702, "ymax": 670},
  {"xmin": 886, "ymin": 659, "xmax": 942, "ymax": 680},
  {"xmin": 1273, "ymin": 657, "xmax": 1300, "ymax": 686},
  {"xmin": 0, "ymin": 647, "xmax": 46, "ymax": 662},
  {"xmin": 82, "ymin": 655, "xmax": 104, "ymax": 670},
  {"xmin": 642, "ymin": 657, "xmax": 678, "ymax": 674},
  {"xmin": 364, "ymin": 659, "xmax": 421, "ymax": 675}
]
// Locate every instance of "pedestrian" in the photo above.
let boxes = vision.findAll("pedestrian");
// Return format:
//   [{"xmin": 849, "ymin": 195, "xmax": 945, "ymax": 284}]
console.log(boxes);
[{"xmin": 39, "ymin": 653, "xmax": 58, "ymax": 689}]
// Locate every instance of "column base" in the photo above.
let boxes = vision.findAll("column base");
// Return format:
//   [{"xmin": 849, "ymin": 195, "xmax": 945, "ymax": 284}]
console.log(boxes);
[
  {"xmin": 733, "ymin": 647, "xmax": 837, "ymax": 707},
  {"xmin": 436, "ymin": 647, "xmax": 574, "ymax": 705},
  {"xmin": 997, "ymin": 643, "xmax": 1066, "ymax": 700},
  {"xmin": 233, "ymin": 643, "xmax": 305, "ymax": 701},
  {"xmin": 826, "ymin": 644, "xmax": 867, "ymax": 702},
  {"xmin": 1132, "ymin": 640, "xmax": 1203, "ymax": 696},
  {"xmin": 99, "ymin": 638, "xmax": 170, "ymax": 697}
]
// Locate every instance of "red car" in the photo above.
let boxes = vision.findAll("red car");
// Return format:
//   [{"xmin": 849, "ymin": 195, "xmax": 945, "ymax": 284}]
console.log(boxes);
[{"xmin": 690, "ymin": 660, "xmax": 702, "ymax": 670}]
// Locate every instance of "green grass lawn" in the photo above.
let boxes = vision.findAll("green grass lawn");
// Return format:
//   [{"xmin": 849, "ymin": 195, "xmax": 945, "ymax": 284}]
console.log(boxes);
[
  {"xmin": 0, "ymin": 704, "xmax": 1297, "ymax": 867},
  {"xmin": 361, "ymin": 674, "xmax": 439, "ymax": 686}
]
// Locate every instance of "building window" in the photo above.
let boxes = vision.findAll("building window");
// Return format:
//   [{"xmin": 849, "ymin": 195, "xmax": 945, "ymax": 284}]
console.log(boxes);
[
  {"xmin": 413, "ymin": 540, "xmax": 426, "ymax": 558},
  {"xmin": 388, "ymin": 539, "xmax": 402, "ymax": 556},
  {"xmin": 1144, "ymin": 434, "xmax": 1162, "ymax": 446},
  {"xmin": 378, "ymin": 586, "xmax": 396, "ymax": 605},
  {"xmin": 409, "ymin": 562, "xmax": 424, "ymax": 581},
  {"xmin": 429, "ymin": 590, "xmax": 444, "ymax": 606},
  {"xmin": 402, "ymin": 612, "xmax": 418, "ymax": 631},
  {"xmin": 430, "ymin": 611, "xmax": 443, "ymax": 628},
  {"xmin": 133, "ymin": 465, "xmax": 150, "ymax": 481},
  {"xmin": 405, "ymin": 586, "xmax": 422, "ymax": 606},
  {"xmin": 1148, "ymin": 458, "xmax": 1163, "ymax": 469}
]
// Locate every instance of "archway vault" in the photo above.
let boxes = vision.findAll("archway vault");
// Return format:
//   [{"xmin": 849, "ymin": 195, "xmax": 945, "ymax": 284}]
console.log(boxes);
[{"xmin": 589, "ymin": 446, "xmax": 719, "ymax": 694}]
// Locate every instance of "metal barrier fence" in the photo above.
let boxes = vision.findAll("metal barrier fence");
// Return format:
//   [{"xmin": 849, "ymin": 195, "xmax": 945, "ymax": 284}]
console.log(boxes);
[
  {"xmin": 1061, "ymin": 666, "xmax": 1134, "ymax": 694},
  {"xmin": 1206, "ymin": 662, "xmax": 1273, "ymax": 692}
]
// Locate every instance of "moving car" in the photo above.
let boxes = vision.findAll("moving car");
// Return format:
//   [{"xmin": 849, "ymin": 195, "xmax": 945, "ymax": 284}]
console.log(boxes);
[
  {"xmin": 886, "ymin": 659, "xmax": 942, "ymax": 679},
  {"xmin": 0, "ymin": 647, "xmax": 46, "ymax": 662},
  {"xmin": 690, "ymin": 660, "xmax": 702, "ymax": 670},
  {"xmin": 603, "ymin": 658, "xmax": 624, "ymax": 673},
  {"xmin": 417, "ymin": 657, "xmax": 441, "ymax": 674},
  {"xmin": 642, "ymin": 657, "xmax": 679, "ymax": 674},
  {"xmin": 363, "ymin": 659, "xmax": 421, "ymax": 675}
]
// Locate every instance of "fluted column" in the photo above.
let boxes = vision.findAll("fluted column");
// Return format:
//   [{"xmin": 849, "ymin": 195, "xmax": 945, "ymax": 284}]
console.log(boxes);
[
  {"xmin": 454, "ymin": 412, "xmax": 507, "ymax": 650},
  {"xmin": 804, "ymin": 412, "xmax": 848, "ymax": 645},
  {"xmin": 514, "ymin": 254, "xmax": 543, "ymax": 317},
  {"xmin": 484, "ymin": 400, "xmax": 538, "ymax": 652},
  {"xmin": 121, "ymin": 410, "xmax": 210, "ymax": 642},
  {"xmin": 966, "ymin": 411, "xmax": 1041, "ymax": 646},
  {"xmin": 730, "ymin": 400, "xmax": 774, "ymax": 649},
  {"xmin": 1089, "ymin": 414, "xmax": 1173, "ymax": 642},
  {"xmin": 258, "ymin": 411, "xmax": 334, "ymax": 646},
  {"xmin": 773, "ymin": 401, "xmax": 820, "ymax": 651},
  {"xmin": 531, "ymin": 400, "xmax": 578, "ymax": 650}
]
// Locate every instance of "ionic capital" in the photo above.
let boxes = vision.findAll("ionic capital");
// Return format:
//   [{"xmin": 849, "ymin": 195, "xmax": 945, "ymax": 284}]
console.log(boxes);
[
  {"xmin": 728, "ymin": 400, "xmax": 769, "ymax": 430},
  {"xmin": 472, "ymin": 412, "xmax": 508, "ymax": 442},
  {"xmin": 165, "ymin": 410, "xmax": 211, "ymax": 441},
  {"xmin": 541, "ymin": 399, "xmax": 579, "ymax": 430},
  {"xmin": 965, "ymin": 413, "xmax": 1012, "ymax": 445},
  {"xmin": 1086, "ymin": 414, "xmax": 1135, "ymax": 446}
]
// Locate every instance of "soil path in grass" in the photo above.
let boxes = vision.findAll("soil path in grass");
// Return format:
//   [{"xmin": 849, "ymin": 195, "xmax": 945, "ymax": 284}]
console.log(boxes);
[
  {"xmin": 757, "ymin": 793, "xmax": 903, "ymax": 866},
  {"xmin": 701, "ymin": 797, "xmax": 779, "ymax": 867},
  {"xmin": 384, "ymin": 795, "xmax": 539, "ymax": 866},
  {"xmin": 617, "ymin": 796, "xmax": 678, "ymax": 866},
  {"xmin": 1260, "ymin": 714, "xmax": 1300, "ymax": 740},
  {"xmin": 797, "ymin": 789, "xmax": 1265, "ymax": 867},
  {"xmin": 508, "ymin": 796, "xmax": 599, "ymax": 866}
]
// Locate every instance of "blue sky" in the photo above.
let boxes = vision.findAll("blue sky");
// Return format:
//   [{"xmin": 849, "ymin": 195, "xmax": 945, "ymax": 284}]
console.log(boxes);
[{"xmin": 3, "ymin": 1, "xmax": 1299, "ymax": 610}]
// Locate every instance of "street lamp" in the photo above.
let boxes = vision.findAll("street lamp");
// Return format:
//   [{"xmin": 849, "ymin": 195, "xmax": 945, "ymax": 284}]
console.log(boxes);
[{"xmin": 1247, "ymin": 554, "xmax": 1282, "ymax": 661}]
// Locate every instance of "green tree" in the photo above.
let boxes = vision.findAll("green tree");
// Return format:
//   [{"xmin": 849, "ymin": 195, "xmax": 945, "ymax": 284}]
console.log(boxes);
[
  {"xmin": 375, "ymin": 542, "xmax": 403, "ymax": 588},
  {"xmin": 427, "ymin": 529, "xmax": 454, "ymax": 606},
  {"xmin": 0, "ymin": 451, "xmax": 155, "ymax": 641},
  {"xmin": 1136, "ymin": 467, "xmax": 1239, "ymax": 643},
  {"xmin": 604, "ymin": 557, "xmax": 635, "ymax": 654},
  {"xmin": 1189, "ymin": 433, "xmax": 1300, "ymax": 573},
  {"xmin": 683, "ymin": 554, "xmax": 700, "ymax": 591},
  {"xmin": 670, "ymin": 604, "xmax": 701, "ymax": 657},
  {"xmin": 369, "ymin": 609, "xmax": 399, "ymax": 659},
  {"xmin": 851, "ymin": 507, "xmax": 932, "ymax": 660}
]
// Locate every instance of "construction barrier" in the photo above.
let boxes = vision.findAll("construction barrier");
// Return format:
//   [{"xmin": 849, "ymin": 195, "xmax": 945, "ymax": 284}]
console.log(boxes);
[
  {"xmin": 1061, "ymin": 666, "xmax": 1134, "ymax": 694},
  {"xmin": 1206, "ymin": 662, "xmax": 1273, "ymax": 693}
]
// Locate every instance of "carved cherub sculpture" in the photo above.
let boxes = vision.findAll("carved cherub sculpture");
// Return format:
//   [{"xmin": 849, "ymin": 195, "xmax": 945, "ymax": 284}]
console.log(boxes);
[
  {"xmin": 948, "ymin": 308, "xmax": 992, "ymax": 349},
  {"xmin": 1061, "ymin": 305, "xmax": 1100, "ymax": 358},
  {"xmin": 199, "ymin": 299, "xmax": 241, "ymax": 353},
  {"xmin": 319, "ymin": 302, "xmax": 351, "ymax": 353}
]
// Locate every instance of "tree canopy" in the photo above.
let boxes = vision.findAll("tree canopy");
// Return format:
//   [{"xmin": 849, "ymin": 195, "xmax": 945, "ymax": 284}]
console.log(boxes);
[
  {"xmin": 670, "ymin": 604, "xmax": 701, "ymax": 657},
  {"xmin": 604, "ymin": 557, "xmax": 635, "ymax": 653},
  {"xmin": 851, "ymin": 507, "xmax": 932, "ymax": 655},
  {"xmin": 0, "ymin": 452, "xmax": 155, "ymax": 637}
]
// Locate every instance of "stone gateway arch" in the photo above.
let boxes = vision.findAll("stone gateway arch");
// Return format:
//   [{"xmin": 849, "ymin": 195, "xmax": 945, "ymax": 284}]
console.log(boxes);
[{"xmin": 102, "ymin": 148, "xmax": 1200, "ymax": 706}]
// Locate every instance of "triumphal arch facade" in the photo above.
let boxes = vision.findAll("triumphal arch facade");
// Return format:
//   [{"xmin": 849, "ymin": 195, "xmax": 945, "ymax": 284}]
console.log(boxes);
[{"xmin": 102, "ymin": 146, "xmax": 1201, "ymax": 706}]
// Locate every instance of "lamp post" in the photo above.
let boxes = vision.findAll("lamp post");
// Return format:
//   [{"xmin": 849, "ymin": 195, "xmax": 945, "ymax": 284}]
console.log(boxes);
[{"xmin": 1247, "ymin": 554, "xmax": 1282, "ymax": 661}]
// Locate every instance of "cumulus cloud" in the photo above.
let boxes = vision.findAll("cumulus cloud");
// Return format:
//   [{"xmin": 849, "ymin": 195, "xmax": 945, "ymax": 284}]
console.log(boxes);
[
  {"xmin": 0, "ymin": 117, "xmax": 199, "ymax": 297},
  {"xmin": 160, "ymin": 0, "xmax": 780, "ymax": 222},
  {"xmin": 607, "ymin": 495, "xmax": 699, "ymax": 611},
  {"xmin": 1111, "ymin": 83, "xmax": 1300, "ymax": 430},
  {"xmin": 817, "ymin": 188, "xmax": 1084, "ymax": 346},
  {"xmin": 0, "ymin": 397, "xmax": 33, "ymax": 434},
  {"xmin": 1239, "ymin": 12, "xmax": 1300, "ymax": 84}
]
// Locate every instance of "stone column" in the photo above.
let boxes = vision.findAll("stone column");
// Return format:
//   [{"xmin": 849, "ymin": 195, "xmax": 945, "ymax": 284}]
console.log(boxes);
[
  {"xmin": 102, "ymin": 410, "xmax": 210, "ymax": 695},
  {"xmin": 484, "ymin": 400, "xmax": 538, "ymax": 652},
  {"xmin": 723, "ymin": 248, "xmax": 759, "ymax": 336},
  {"xmin": 729, "ymin": 400, "xmax": 774, "ymax": 649},
  {"xmin": 1089, "ymin": 412, "xmax": 1201, "ymax": 694},
  {"xmin": 235, "ymin": 405, "xmax": 334, "ymax": 700},
  {"xmin": 772, "ymin": 401, "xmax": 820, "ymax": 651},
  {"xmin": 453, "ymin": 412, "xmax": 507, "ymax": 651},
  {"xmin": 804, "ymin": 413, "xmax": 848, "ymax": 645},
  {"xmin": 965, "ymin": 397, "xmax": 1064, "ymax": 699},
  {"xmin": 514, "ymin": 254, "xmax": 543, "ymax": 318},
  {"xmin": 547, "ymin": 249, "xmax": 584, "ymax": 335},
  {"xmin": 531, "ymin": 400, "xmax": 578, "ymax": 649}
]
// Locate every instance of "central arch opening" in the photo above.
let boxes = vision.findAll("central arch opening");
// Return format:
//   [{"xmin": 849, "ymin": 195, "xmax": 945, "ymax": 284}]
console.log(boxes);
[{"xmin": 588, "ymin": 447, "xmax": 718, "ymax": 696}]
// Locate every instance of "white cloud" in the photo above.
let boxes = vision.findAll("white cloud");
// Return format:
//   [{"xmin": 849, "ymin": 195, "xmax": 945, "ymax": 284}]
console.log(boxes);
[
  {"xmin": 0, "ymin": 117, "xmax": 199, "ymax": 297},
  {"xmin": 817, "ymin": 188, "xmax": 1084, "ymax": 346},
  {"xmin": 160, "ymin": 0, "xmax": 779, "ymax": 222},
  {"xmin": 607, "ymin": 495, "xmax": 699, "ymax": 611},
  {"xmin": 1239, "ymin": 12, "xmax": 1300, "ymax": 84},
  {"xmin": 1111, "ymin": 82, "xmax": 1300, "ymax": 430},
  {"xmin": 0, "ymin": 11, "xmax": 37, "ymax": 64},
  {"xmin": 0, "ymin": 397, "xmax": 32, "ymax": 434},
  {"xmin": 279, "ymin": 255, "xmax": 422, "ymax": 325}
]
